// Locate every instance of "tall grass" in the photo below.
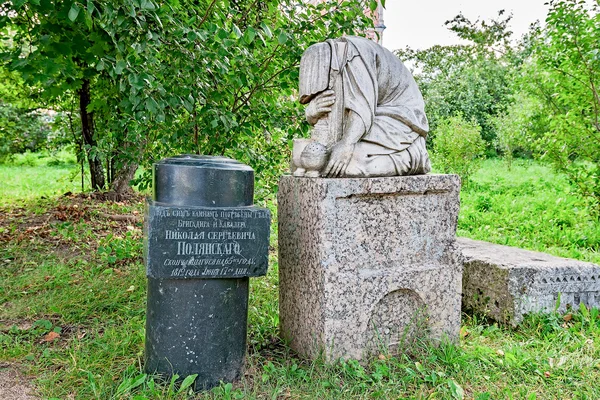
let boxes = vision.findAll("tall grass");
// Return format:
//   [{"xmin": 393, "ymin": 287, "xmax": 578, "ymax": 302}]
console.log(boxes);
[{"xmin": 0, "ymin": 149, "xmax": 81, "ymax": 205}]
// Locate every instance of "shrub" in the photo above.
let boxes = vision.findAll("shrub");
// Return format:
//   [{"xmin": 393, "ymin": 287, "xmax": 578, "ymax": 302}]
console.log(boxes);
[
  {"xmin": 432, "ymin": 114, "xmax": 485, "ymax": 184},
  {"xmin": 0, "ymin": 105, "xmax": 54, "ymax": 161},
  {"xmin": 491, "ymin": 94, "xmax": 545, "ymax": 169}
]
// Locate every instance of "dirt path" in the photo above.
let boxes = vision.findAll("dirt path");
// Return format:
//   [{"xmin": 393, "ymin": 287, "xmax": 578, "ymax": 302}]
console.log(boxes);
[{"xmin": 0, "ymin": 364, "xmax": 39, "ymax": 400}]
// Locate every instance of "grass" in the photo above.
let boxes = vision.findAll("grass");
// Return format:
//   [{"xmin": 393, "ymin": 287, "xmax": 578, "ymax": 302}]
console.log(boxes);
[
  {"xmin": 459, "ymin": 159, "xmax": 600, "ymax": 263},
  {"xmin": 0, "ymin": 150, "xmax": 82, "ymax": 205},
  {"xmin": 0, "ymin": 157, "xmax": 599, "ymax": 399}
]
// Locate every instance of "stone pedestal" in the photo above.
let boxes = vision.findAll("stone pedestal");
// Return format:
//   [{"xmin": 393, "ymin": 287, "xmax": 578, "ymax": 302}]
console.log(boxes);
[{"xmin": 277, "ymin": 175, "xmax": 462, "ymax": 361}]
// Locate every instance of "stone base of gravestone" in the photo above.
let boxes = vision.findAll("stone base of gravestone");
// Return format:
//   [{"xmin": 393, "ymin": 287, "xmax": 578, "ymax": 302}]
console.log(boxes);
[
  {"xmin": 277, "ymin": 175, "xmax": 462, "ymax": 361},
  {"xmin": 459, "ymin": 237, "xmax": 600, "ymax": 325}
]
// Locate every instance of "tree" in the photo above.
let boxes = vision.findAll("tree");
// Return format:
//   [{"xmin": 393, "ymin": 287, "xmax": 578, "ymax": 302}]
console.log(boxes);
[
  {"xmin": 490, "ymin": 93, "xmax": 545, "ymax": 169},
  {"xmin": 432, "ymin": 114, "xmax": 485, "ymax": 184},
  {"xmin": 396, "ymin": 11, "xmax": 517, "ymax": 150},
  {"xmin": 525, "ymin": 0, "xmax": 600, "ymax": 209},
  {"xmin": 0, "ymin": 66, "xmax": 47, "ymax": 159},
  {"xmin": 1, "ymin": 0, "xmax": 374, "ymax": 195},
  {"xmin": 1, "ymin": 1, "xmax": 124, "ymax": 189}
]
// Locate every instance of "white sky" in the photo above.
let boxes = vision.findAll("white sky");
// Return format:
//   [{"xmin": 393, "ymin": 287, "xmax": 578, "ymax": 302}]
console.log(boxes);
[{"xmin": 382, "ymin": 0, "xmax": 550, "ymax": 51}]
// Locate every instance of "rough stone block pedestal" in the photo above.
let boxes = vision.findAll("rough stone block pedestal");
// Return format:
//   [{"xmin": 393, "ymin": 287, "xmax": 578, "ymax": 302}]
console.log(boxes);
[
  {"xmin": 460, "ymin": 238, "xmax": 600, "ymax": 325},
  {"xmin": 277, "ymin": 175, "xmax": 462, "ymax": 361}
]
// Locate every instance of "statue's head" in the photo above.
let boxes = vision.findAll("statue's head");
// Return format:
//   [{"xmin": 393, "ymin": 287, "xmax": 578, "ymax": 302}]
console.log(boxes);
[{"xmin": 299, "ymin": 42, "xmax": 332, "ymax": 104}]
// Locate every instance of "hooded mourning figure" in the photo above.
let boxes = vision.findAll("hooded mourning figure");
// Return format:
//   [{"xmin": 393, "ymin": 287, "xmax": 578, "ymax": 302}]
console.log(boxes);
[{"xmin": 298, "ymin": 36, "xmax": 431, "ymax": 178}]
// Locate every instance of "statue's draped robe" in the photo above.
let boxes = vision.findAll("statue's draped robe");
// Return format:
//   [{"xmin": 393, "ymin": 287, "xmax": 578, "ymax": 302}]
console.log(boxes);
[
  {"xmin": 339, "ymin": 36, "xmax": 428, "ymax": 152},
  {"xmin": 299, "ymin": 36, "xmax": 431, "ymax": 176}
]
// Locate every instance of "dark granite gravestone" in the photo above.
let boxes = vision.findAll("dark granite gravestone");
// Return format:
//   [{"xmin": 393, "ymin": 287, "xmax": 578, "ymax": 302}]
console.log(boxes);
[{"xmin": 144, "ymin": 155, "xmax": 270, "ymax": 391}]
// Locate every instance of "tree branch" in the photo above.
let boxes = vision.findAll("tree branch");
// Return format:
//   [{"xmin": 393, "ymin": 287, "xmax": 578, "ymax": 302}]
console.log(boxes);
[
  {"xmin": 198, "ymin": 0, "xmax": 218, "ymax": 27},
  {"xmin": 232, "ymin": 63, "xmax": 298, "ymax": 113}
]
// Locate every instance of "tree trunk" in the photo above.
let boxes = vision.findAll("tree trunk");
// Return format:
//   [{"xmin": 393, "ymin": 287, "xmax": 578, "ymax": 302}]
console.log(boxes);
[
  {"xmin": 110, "ymin": 163, "xmax": 138, "ymax": 195},
  {"xmin": 78, "ymin": 78, "xmax": 105, "ymax": 190},
  {"xmin": 108, "ymin": 122, "xmax": 141, "ymax": 194}
]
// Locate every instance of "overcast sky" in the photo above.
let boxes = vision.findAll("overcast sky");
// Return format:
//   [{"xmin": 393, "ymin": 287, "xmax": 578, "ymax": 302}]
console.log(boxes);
[{"xmin": 382, "ymin": 0, "xmax": 550, "ymax": 51}]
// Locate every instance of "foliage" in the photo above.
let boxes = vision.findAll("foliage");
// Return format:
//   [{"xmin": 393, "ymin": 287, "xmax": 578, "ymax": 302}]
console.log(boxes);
[
  {"xmin": 0, "ymin": 66, "xmax": 54, "ymax": 160},
  {"xmin": 0, "ymin": 65, "xmax": 37, "ymax": 108},
  {"xmin": 490, "ymin": 93, "xmax": 546, "ymax": 169},
  {"xmin": 397, "ymin": 11, "xmax": 517, "ymax": 150},
  {"xmin": 432, "ymin": 114, "xmax": 485, "ymax": 183},
  {"xmin": 524, "ymin": 0, "xmax": 600, "ymax": 211},
  {"xmin": 0, "ymin": 0, "xmax": 374, "ymax": 193},
  {"xmin": 0, "ymin": 104, "xmax": 53, "ymax": 159}
]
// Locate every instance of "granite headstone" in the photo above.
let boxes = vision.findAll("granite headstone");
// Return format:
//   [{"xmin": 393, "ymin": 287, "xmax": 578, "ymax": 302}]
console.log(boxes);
[{"xmin": 144, "ymin": 155, "xmax": 270, "ymax": 391}]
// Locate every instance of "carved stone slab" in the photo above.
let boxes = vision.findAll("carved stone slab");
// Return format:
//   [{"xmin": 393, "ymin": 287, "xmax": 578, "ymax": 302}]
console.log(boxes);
[
  {"xmin": 459, "ymin": 237, "xmax": 600, "ymax": 325},
  {"xmin": 145, "ymin": 201, "xmax": 270, "ymax": 279},
  {"xmin": 277, "ymin": 174, "xmax": 462, "ymax": 361}
]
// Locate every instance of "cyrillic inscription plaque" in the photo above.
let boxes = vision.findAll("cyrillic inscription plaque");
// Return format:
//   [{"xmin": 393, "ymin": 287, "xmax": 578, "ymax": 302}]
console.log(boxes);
[{"xmin": 145, "ymin": 201, "xmax": 270, "ymax": 279}]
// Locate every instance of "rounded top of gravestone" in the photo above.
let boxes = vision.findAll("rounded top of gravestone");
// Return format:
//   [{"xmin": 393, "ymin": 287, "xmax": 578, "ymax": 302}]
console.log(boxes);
[
  {"xmin": 157, "ymin": 154, "xmax": 251, "ymax": 169},
  {"xmin": 153, "ymin": 155, "xmax": 254, "ymax": 207}
]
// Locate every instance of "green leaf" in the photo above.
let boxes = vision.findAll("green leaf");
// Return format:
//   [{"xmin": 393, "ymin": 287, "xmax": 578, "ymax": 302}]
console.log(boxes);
[
  {"xmin": 68, "ymin": 4, "xmax": 80, "ymax": 22},
  {"xmin": 146, "ymin": 97, "xmax": 159, "ymax": 114},
  {"xmin": 260, "ymin": 22, "xmax": 272, "ymax": 38},
  {"xmin": 277, "ymin": 31, "xmax": 287, "ymax": 45},
  {"xmin": 128, "ymin": 74, "xmax": 145, "ymax": 90},
  {"xmin": 448, "ymin": 379, "xmax": 464, "ymax": 400},
  {"xmin": 243, "ymin": 27, "xmax": 256, "ymax": 44},
  {"xmin": 182, "ymin": 98, "xmax": 194, "ymax": 113},
  {"xmin": 115, "ymin": 60, "xmax": 127, "ymax": 75},
  {"xmin": 86, "ymin": 0, "xmax": 95, "ymax": 16},
  {"xmin": 141, "ymin": 0, "xmax": 156, "ymax": 11},
  {"xmin": 177, "ymin": 374, "xmax": 197, "ymax": 394},
  {"xmin": 12, "ymin": 0, "xmax": 27, "ymax": 9},
  {"xmin": 217, "ymin": 28, "xmax": 229, "ymax": 40},
  {"xmin": 168, "ymin": 374, "xmax": 179, "ymax": 395},
  {"xmin": 129, "ymin": 374, "xmax": 147, "ymax": 391},
  {"xmin": 232, "ymin": 24, "xmax": 242, "ymax": 38}
]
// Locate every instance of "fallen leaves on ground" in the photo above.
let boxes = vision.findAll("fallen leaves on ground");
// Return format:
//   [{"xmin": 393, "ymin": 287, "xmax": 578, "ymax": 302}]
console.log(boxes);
[{"xmin": 41, "ymin": 331, "xmax": 60, "ymax": 343}]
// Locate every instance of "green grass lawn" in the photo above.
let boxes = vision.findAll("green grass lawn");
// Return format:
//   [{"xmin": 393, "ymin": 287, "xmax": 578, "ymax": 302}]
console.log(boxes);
[
  {"xmin": 0, "ymin": 158, "xmax": 599, "ymax": 399},
  {"xmin": 0, "ymin": 151, "xmax": 82, "ymax": 205},
  {"xmin": 0, "ymin": 164, "xmax": 82, "ymax": 204},
  {"xmin": 459, "ymin": 159, "xmax": 600, "ymax": 264}
]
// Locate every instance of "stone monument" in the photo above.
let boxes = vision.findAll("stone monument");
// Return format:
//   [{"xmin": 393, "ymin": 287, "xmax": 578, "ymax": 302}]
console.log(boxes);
[
  {"xmin": 278, "ymin": 36, "xmax": 462, "ymax": 361},
  {"xmin": 144, "ymin": 155, "xmax": 270, "ymax": 390},
  {"xmin": 460, "ymin": 238, "xmax": 600, "ymax": 325}
]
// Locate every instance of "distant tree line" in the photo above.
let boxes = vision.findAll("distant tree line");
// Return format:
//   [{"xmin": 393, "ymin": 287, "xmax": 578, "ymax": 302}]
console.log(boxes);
[{"xmin": 398, "ymin": 0, "xmax": 600, "ymax": 209}]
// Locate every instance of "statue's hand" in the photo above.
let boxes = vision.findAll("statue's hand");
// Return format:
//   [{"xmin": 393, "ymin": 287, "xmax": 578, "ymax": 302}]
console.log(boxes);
[
  {"xmin": 305, "ymin": 90, "xmax": 335, "ymax": 125},
  {"xmin": 324, "ymin": 141, "xmax": 354, "ymax": 177}
]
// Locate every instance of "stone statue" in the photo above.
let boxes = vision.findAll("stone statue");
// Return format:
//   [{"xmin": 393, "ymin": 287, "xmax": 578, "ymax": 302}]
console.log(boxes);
[{"xmin": 291, "ymin": 36, "xmax": 431, "ymax": 178}]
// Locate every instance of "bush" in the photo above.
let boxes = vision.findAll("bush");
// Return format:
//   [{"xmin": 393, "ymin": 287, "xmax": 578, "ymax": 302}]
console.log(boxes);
[
  {"xmin": 432, "ymin": 114, "xmax": 485, "ymax": 184},
  {"xmin": 0, "ymin": 104, "xmax": 55, "ymax": 161},
  {"xmin": 491, "ymin": 94, "xmax": 545, "ymax": 169}
]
